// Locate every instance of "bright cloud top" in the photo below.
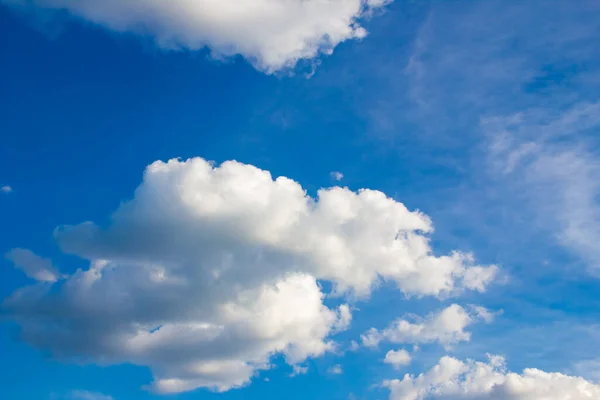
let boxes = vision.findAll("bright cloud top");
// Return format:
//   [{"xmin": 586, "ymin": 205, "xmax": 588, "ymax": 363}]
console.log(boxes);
[
  {"xmin": 384, "ymin": 349, "xmax": 412, "ymax": 369},
  {"xmin": 384, "ymin": 354, "xmax": 600, "ymax": 400},
  {"xmin": 362, "ymin": 304, "xmax": 494, "ymax": 349},
  {"xmin": 3, "ymin": 157, "xmax": 496, "ymax": 394},
  {"xmin": 4, "ymin": 0, "xmax": 391, "ymax": 73}
]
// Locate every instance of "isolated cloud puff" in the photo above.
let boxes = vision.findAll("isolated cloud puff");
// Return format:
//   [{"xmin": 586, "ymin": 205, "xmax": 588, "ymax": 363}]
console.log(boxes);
[
  {"xmin": 362, "ymin": 304, "xmax": 494, "ymax": 349},
  {"xmin": 330, "ymin": 171, "xmax": 344, "ymax": 181},
  {"xmin": 384, "ymin": 354, "xmax": 600, "ymax": 399},
  {"xmin": 3, "ymin": 157, "xmax": 496, "ymax": 393},
  {"xmin": 1, "ymin": 185, "xmax": 12, "ymax": 193},
  {"xmin": 328, "ymin": 364, "xmax": 343, "ymax": 375},
  {"xmin": 3, "ymin": 0, "xmax": 391, "ymax": 73},
  {"xmin": 384, "ymin": 349, "xmax": 412, "ymax": 369}
]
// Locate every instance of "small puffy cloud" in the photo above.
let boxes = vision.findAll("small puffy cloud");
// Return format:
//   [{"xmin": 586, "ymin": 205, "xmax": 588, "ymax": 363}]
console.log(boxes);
[
  {"xmin": 68, "ymin": 390, "xmax": 114, "ymax": 400},
  {"xmin": 1, "ymin": 185, "xmax": 12, "ymax": 193},
  {"xmin": 3, "ymin": 157, "xmax": 497, "ymax": 394},
  {"xmin": 5, "ymin": 248, "xmax": 61, "ymax": 282},
  {"xmin": 384, "ymin": 349, "xmax": 411, "ymax": 369},
  {"xmin": 4, "ymin": 0, "xmax": 392, "ymax": 73},
  {"xmin": 383, "ymin": 354, "xmax": 600, "ymax": 399},
  {"xmin": 328, "ymin": 364, "xmax": 343, "ymax": 375},
  {"xmin": 290, "ymin": 365, "xmax": 309, "ymax": 377},
  {"xmin": 330, "ymin": 171, "xmax": 344, "ymax": 181},
  {"xmin": 361, "ymin": 304, "xmax": 493, "ymax": 349}
]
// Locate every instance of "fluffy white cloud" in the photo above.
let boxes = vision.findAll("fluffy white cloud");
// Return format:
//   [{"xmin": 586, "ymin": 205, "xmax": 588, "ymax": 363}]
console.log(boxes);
[
  {"xmin": 384, "ymin": 349, "xmax": 412, "ymax": 369},
  {"xmin": 362, "ymin": 304, "xmax": 494, "ymax": 349},
  {"xmin": 384, "ymin": 354, "xmax": 600, "ymax": 400},
  {"xmin": 3, "ymin": 0, "xmax": 391, "ymax": 73},
  {"xmin": 5, "ymin": 248, "xmax": 61, "ymax": 282},
  {"xmin": 4, "ymin": 157, "xmax": 496, "ymax": 393}
]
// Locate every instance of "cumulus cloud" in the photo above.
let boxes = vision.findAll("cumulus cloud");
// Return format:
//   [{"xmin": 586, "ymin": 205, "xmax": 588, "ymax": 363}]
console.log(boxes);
[
  {"xmin": 3, "ymin": 0, "xmax": 391, "ymax": 73},
  {"xmin": 5, "ymin": 248, "xmax": 61, "ymax": 282},
  {"xmin": 384, "ymin": 349, "xmax": 412, "ymax": 369},
  {"xmin": 361, "ymin": 304, "xmax": 494, "ymax": 349},
  {"xmin": 3, "ymin": 157, "xmax": 496, "ymax": 393},
  {"xmin": 383, "ymin": 354, "xmax": 600, "ymax": 400},
  {"xmin": 1, "ymin": 185, "xmax": 12, "ymax": 193}
]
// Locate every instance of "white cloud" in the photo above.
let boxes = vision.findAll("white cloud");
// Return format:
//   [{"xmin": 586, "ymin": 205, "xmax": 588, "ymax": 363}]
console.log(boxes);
[
  {"xmin": 384, "ymin": 349, "xmax": 411, "ymax": 369},
  {"xmin": 3, "ymin": 0, "xmax": 391, "ymax": 73},
  {"xmin": 5, "ymin": 248, "xmax": 61, "ymax": 282},
  {"xmin": 290, "ymin": 365, "xmax": 309, "ymax": 377},
  {"xmin": 361, "ymin": 304, "xmax": 494, "ymax": 349},
  {"xmin": 68, "ymin": 390, "xmax": 114, "ymax": 400},
  {"xmin": 1, "ymin": 185, "xmax": 12, "ymax": 193},
  {"xmin": 4, "ymin": 157, "xmax": 496, "ymax": 393},
  {"xmin": 328, "ymin": 364, "xmax": 343, "ymax": 375},
  {"xmin": 383, "ymin": 354, "xmax": 600, "ymax": 400},
  {"xmin": 330, "ymin": 171, "xmax": 344, "ymax": 181}
]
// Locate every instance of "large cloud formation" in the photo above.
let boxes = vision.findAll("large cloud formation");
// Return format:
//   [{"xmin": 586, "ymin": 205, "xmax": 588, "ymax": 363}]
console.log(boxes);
[
  {"xmin": 384, "ymin": 354, "xmax": 600, "ymax": 399},
  {"xmin": 3, "ymin": 157, "xmax": 496, "ymax": 393},
  {"xmin": 2, "ymin": 0, "xmax": 391, "ymax": 73}
]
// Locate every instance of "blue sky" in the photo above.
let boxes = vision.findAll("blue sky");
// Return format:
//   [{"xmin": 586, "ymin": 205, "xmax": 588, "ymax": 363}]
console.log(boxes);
[{"xmin": 2, "ymin": 1, "xmax": 600, "ymax": 399}]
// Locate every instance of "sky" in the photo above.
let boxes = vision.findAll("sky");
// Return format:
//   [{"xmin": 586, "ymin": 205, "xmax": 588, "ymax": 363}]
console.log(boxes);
[{"xmin": 1, "ymin": 1, "xmax": 600, "ymax": 399}]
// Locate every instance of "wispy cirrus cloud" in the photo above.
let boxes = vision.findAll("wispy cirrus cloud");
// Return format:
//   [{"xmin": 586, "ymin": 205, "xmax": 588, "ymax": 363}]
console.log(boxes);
[
  {"xmin": 483, "ymin": 102, "xmax": 600, "ymax": 272},
  {"xmin": 67, "ymin": 390, "xmax": 114, "ymax": 400}
]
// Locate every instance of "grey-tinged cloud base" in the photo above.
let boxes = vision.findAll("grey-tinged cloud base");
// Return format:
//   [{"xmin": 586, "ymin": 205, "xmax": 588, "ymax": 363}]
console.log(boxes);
[
  {"xmin": 5, "ymin": 248, "xmax": 61, "ymax": 282},
  {"xmin": 3, "ymin": 157, "xmax": 497, "ymax": 394},
  {"xmin": 1, "ymin": 0, "xmax": 392, "ymax": 73},
  {"xmin": 384, "ymin": 354, "xmax": 600, "ymax": 400}
]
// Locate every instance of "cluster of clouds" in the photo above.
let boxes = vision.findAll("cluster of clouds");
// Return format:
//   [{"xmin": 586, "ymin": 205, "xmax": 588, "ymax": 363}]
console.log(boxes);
[
  {"xmin": 2, "ymin": 0, "xmax": 392, "ymax": 73},
  {"xmin": 3, "ymin": 158, "xmax": 594, "ymax": 399},
  {"xmin": 3, "ymin": 157, "xmax": 497, "ymax": 394},
  {"xmin": 384, "ymin": 354, "xmax": 600, "ymax": 399}
]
